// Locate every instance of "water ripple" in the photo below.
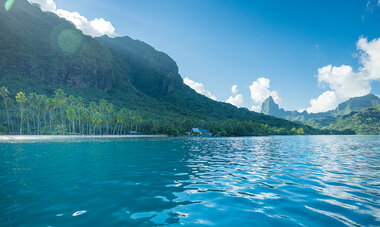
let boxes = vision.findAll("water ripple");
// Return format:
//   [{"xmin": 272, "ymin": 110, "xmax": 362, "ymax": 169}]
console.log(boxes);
[{"xmin": 0, "ymin": 135, "xmax": 379, "ymax": 226}]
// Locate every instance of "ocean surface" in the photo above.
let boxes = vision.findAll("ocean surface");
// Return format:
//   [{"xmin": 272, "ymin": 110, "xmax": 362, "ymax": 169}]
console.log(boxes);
[{"xmin": 0, "ymin": 135, "xmax": 379, "ymax": 226}]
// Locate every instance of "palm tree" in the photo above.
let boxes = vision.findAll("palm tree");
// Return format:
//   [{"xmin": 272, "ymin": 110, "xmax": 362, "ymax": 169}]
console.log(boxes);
[
  {"xmin": 78, "ymin": 106, "xmax": 87, "ymax": 135},
  {"xmin": 98, "ymin": 99, "xmax": 108, "ymax": 134},
  {"xmin": 37, "ymin": 95, "xmax": 48, "ymax": 134},
  {"xmin": 0, "ymin": 87, "xmax": 147, "ymax": 135},
  {"xmin": 117, "ymin": 108, "xmax": 128, "ymax": 135},
  {"xmin": 0, "ymin": 86, "xmax": 12, "ymax": 134},
  {"xmin": 135, "ymin": 114, "xmax": 142, "ymax": 133},
  {"xmin": 65, "ymin": 105, "xmax": 76, "ymax": 133},
  {"xmin": 88, "ymin": 102, "xmax": 99, "ymax": 134},
  {"xmin": 128, "ymin": 110, "xmax": 135, "ymax": 133},
  {"xmin": 68, "ymin": 95, "xmax": 75, "ymax": 106},
  {"xmin": 46, "ymin": 98, "xmax": 57, "ymax": 130},
  {"xmin": 91, "ymin": 111, "xmax": 102, "ymax": 135},
  {"xmin": 15, "ymin": 92, "xmax": 27, "ymax": 134},
  {"xmin": 54, "ymin": 88, "xmax": 67, "ymax": 126},
  {"xmin": 104, "ymin": 103, "xmax": 114, "ymax": 134},
  {"xmin": 82, "ymin": 107, "xmax": 90, "ymax": 135},
  {"xmin": 153, "ymin": 120, "xmax": 160, "ymax": 134},
  {"xmin": 28, "ymin": 93, "xmax": 38, "ymax": 132},
  {"xmin": 24, "ymin": 107, "xmax": 31, "ymax": 135},
  {"xmin": 55, "ymin": 124, "xmax": 67, "ymax": 135},
  {"xmin": 75, "ymin": 97, "xmax": 83, "ymax": 134}
]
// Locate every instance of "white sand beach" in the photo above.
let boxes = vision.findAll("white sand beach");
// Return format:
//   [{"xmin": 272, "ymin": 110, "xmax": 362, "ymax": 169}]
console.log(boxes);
[{"xmin": 0, "ymin": 135, "xmax": 168, "ymax": 142}]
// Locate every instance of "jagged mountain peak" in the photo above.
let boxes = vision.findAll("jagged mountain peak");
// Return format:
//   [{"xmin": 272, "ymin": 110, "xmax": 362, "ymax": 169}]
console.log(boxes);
[
  {"xmin": 335, "ymin": 93, "xmax": 380, "ymax": 115},
  {"xmin": 261, "ymin": 96, "xmax": 285, "ymax": 118},
  {"xmin": 261, "ymin": 93, "xmax": 380, "ymax": 123}
]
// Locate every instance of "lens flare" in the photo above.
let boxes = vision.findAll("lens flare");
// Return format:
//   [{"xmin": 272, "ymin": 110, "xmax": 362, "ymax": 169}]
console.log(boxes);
[
  {"xmin": 57, "ymin": 29, "xmax": 83, "ymax": 54},
  {"xmin": 4, "ymin": 0, "xmax": 15, "ymax": 11}
]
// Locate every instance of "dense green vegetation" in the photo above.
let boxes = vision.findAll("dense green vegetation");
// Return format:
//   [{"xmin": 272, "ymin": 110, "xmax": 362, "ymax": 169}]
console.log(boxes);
[
  {"xmin": 261, "ymin": 94, "xmax": 380, "ymax": 122},
  {"xmin": 0, "ymin": 0, "xmax": 331, "ymax": 136},
  {"xmin": 261, "ymin": 94, "xmax": 379, "ymax": 134},
  {"xmin": 305, "ymin": 106, "xmax": 380, "ymax": 135},
  {"xmin": 0, "ymin": 85, "xmax": 352, "ymax": 136},
  {"xmin": 0, "ymin": 85, "xmax": 320, "ymax": 136},
  {"xmin": 0, "ymin": 86, "xmax": 144, "ymax": 135}
]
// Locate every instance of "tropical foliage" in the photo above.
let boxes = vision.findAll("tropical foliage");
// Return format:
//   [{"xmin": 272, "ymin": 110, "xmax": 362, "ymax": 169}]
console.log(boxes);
[
  {"xmin": 0, "ymin": 1, "xmax": 339, "ymax": 136},
  {"xmin": 0, "ymin": 87, "xmax": 144, "ymax": 135},
  {"xmin": 261, "ymin": 94, "xmax": 380, "ymax": 122},
  {"xmin": 305, "ymin": 106, "xmax": 380, "ymax": 135},
  {"xmin": 1, "ymin": 85, "xmax": 332, "ymax": 136}
]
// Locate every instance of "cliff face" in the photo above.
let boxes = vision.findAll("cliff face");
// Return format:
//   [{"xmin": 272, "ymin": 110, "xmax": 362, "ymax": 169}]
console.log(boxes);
[
  {"xmin": 261, "ymin": 93, "xmax": 380, "ymax": 127},
  {"xmin": 334, "ymin": 93, "xmax": 380, "ymax": 116},
  {"xmin": 96, "ymin": 36, "xmax": 184, "ymax": 96},
  {"xmin": 261, "ymin": 96, "xmax": 285, "ymax": 118},
  {"xmin": 0, "ymin": 0, "xmax": 320, "ymax": 134},
  {"xmin": 0, "ymin": 0, "xmax": 189, "ymax": 97},
  {"xmin": 0, "ymin": 1, "xmax": 116, "ymax": 91}
]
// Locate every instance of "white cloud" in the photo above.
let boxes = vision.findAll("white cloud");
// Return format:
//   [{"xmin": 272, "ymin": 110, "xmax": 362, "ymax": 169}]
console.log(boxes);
[
  {"xmin": 56, "ymin": 9, "xmax": 117, "ymax": 37},
  {"xmin": 28, "ymin": 0, "xmax": 117, "ymax": 38},
  {"xmin": 226, "ymin": 94, "xmax": 244, "ymax": 108},
  {"xmin": 28, "ymin": 0, "xmax": 56, "ymax": 12},
  {"xmin": 307, "ymin": 37, "xmax": 380, "ymax": 113},
  {"xmin": 231, "ymin": 85, "xmax": 238, "ymax": 95},
  {"xmin": 226, "ymin": 85, "xmax": 244, "ymax": 108},
  {"xmin": 55, "ymin": 9, "xmax": 87, "ymax": 27},
  {"xmin": 251, "ymin": 105, "xmax": 261, "ymax": 112},
  {"xmin": 357, "ymin": 37, "xmax": 380, "ymax": 80},
  {"xmin": 318, "ymin": 65, "xmax": 371, "ymax": 99},
  {"xmin": 184, "ymin": 78, "xmax": 217, "ymax": 101},
  {"xmin": 249, "ymin": 78, "xmax": 281, "ymax": 104},
  {"xmin": 308, "ymin": 91, "xmax": 340, "ymax": 113},
  {"xmin": 249, "ymin": 77, "xmax": 280, "ymax": 111}
]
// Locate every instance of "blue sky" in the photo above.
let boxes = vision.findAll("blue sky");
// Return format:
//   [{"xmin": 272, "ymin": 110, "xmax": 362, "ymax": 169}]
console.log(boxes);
[{"xmin": 38, "ymin": 0, "xmax": 380, "ymax": 111}]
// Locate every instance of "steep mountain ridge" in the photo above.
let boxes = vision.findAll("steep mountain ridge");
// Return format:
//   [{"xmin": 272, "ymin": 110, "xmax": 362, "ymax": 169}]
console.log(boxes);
[
  {"xmin": 261, "ymin": 93, "xmax": 380, "ymax": 121},
  {"xmin": 0, "ymin": 1, "xmax": 116, "ymax": 91},
  {"xmin": 305, "ymin": 105, "xmax": 380, "ymax": 134},
  {"xmin": 261, "ymin": 94, "xmax": 380, "ymax": 134},
  {"xmin": 96, "ymin": 36, "xmax": 184, "ymax": 96},
  {"xmin": 334, "ymin": 94, "xmax": 380, "ymax": 116},
  {"xmin": 0, "ymin": 0, "xmax": 323, "ymax": 135}
]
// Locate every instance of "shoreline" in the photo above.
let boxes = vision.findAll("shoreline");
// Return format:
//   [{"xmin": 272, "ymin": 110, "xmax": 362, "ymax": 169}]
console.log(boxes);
[
  {"xmin": 0, "ymin": 134, "xmax": 375, "ymax": 142},
  {"xmin": 0, "ymin": 135, "xmax": 169, "ymax": 142}
]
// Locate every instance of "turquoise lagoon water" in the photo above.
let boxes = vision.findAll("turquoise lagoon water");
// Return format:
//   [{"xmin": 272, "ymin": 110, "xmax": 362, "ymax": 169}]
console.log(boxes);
[{"xmin": 0, "ymin": 136, "xmax": 379, "ymax": 226}]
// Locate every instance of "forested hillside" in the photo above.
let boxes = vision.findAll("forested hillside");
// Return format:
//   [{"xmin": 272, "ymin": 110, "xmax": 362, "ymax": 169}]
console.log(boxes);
[
  {"xmin": 0, "ymin": 0, "xmax": 327, "ymax": 136},
  {"xmin": 305, "ymin": 106, "xmax": 380, "ymax": 135},
  {"xmin": 261, "ymin": 94, "xmax": 380, "ymax": 122},
  {"xmin": 260, "ymin": 94, "xmax": 380, "ymax": 134}
]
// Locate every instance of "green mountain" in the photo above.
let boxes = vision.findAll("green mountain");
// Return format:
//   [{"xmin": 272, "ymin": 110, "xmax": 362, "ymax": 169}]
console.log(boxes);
[
  {"xmin": 0, "ymin": 0, "xmax": 325, "ymax": 136},
  {"xmin": 305, "ymin": 105, "xmax": 380, "ymax": 135},
  {"xmin": 333, "ymin": 93, "xmax": 380, "ymax": 116},
  {"xmin": 260, "ymin": 96, "xmax": 285, "ymax": 117},
  {"xmin": 260, "ymin": 94, "xmax": 380, "ymax": 134},
  {"xmin": 261, "ymin": 93, "xmax": 380, "ymax": 122}
]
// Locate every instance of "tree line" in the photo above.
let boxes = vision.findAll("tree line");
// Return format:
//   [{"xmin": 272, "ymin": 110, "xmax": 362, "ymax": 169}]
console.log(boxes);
[
  {"xmin": 0, "ymin": 85, "xmax": 331, "ymax": 136},
  {"xmin": 0, "ymin": 86, "xmax": 142, "ymax": 135}
]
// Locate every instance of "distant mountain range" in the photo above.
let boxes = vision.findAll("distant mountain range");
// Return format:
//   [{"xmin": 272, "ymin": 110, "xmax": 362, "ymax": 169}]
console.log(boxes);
[
  {"xmin": 305, "ymin": 105, "xmax": 380, "ymax": 135},
  {"xmin": 0, "ymin": 0, "xmax": 324, "ymax": 136},
  {"xmin": 261, "ymin": 94, "xmax": 380, "ymax": 134}
]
